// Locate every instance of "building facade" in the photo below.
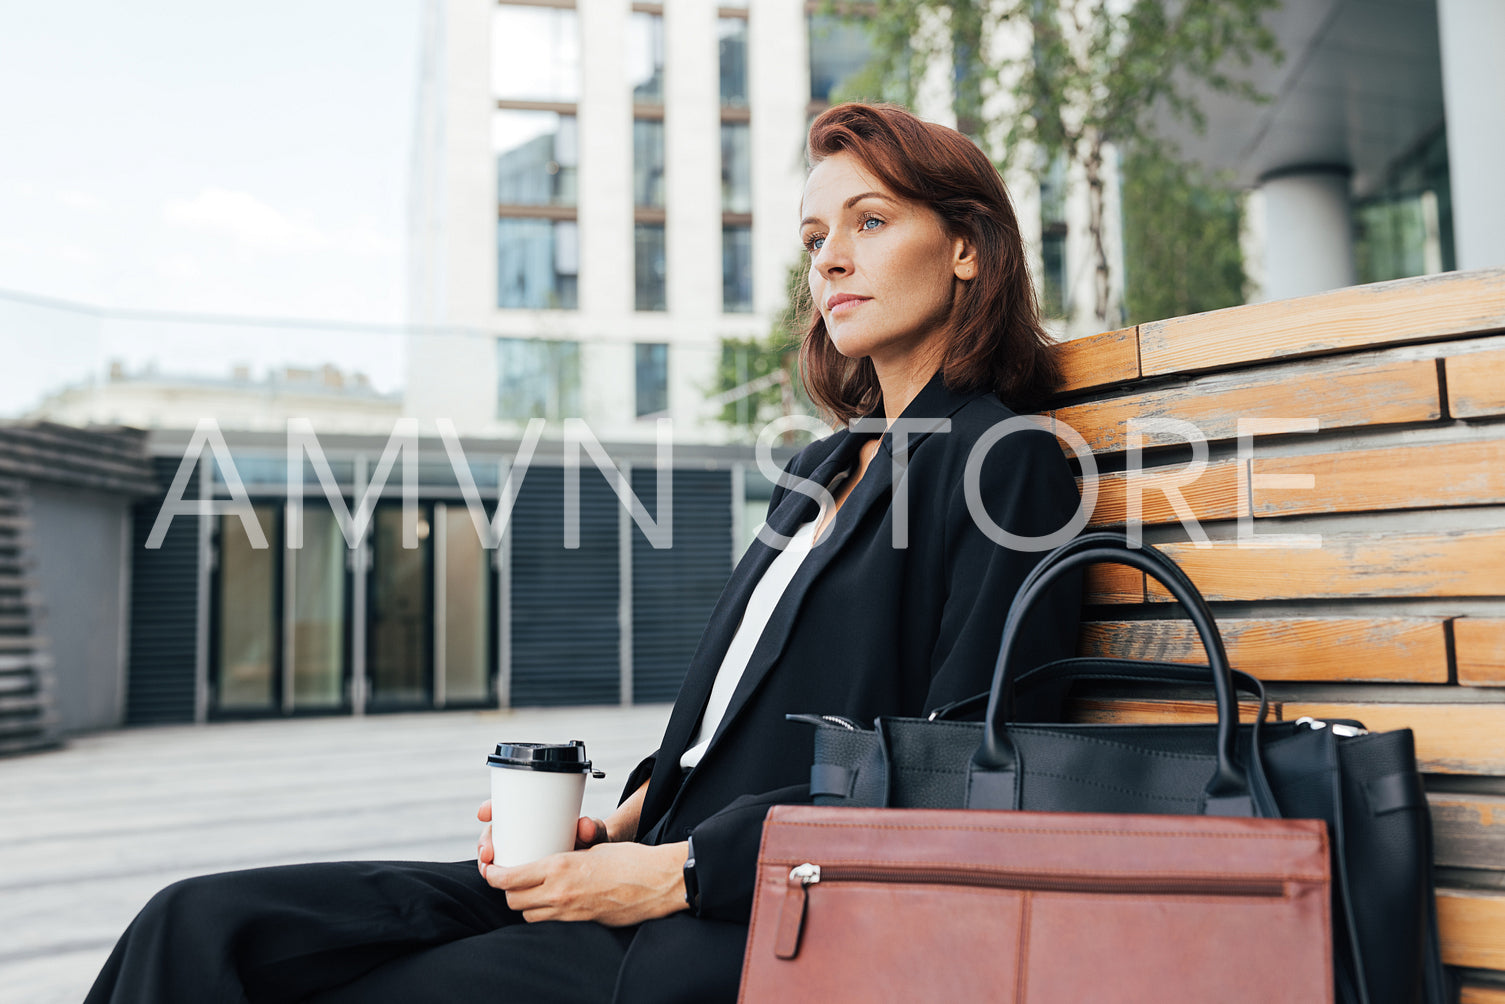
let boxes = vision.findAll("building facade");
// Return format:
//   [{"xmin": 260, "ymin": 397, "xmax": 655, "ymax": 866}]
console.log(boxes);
[
  {"xmin": 1156, "ymin": 0, "xmax": 1503, "ymax": 300},
  {"xmin": 402, "ymin": 0, "xmax": 1102, "ymax": 441},
  {"xmin": 118, "ymin": 427, "xmax": 778, "ymax": 724}
]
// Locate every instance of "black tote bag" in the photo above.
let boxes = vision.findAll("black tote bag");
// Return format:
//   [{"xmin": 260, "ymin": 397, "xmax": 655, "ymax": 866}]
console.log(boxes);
[{"xmin": 791, "ymin": 532, "xmax": 1449, "ymax": 1004}]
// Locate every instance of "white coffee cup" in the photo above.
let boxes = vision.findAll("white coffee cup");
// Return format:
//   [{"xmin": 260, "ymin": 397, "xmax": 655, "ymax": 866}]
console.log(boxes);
[{"xmin": 486, "ymin": 740, "xmax": 605, "ymax": 867}]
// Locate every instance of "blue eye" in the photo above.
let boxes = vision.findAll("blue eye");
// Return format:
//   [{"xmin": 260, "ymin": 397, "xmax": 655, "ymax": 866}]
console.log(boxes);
[
  {"xmin": 804, "ymin": 234, "xmax": 825, "ymax": 252},
  {"xmin": 861, "ymin": 217, "xmax": 883, "ymax": 231}
]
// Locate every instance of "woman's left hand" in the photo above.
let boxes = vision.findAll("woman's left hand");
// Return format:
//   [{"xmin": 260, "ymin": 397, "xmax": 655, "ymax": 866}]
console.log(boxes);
[{"xmin": 482, "ymin": 840, "xmax": 689, "ymax": 927}]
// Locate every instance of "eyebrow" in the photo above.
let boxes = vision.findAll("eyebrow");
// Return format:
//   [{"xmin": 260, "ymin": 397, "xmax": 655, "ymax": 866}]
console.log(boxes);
[{"xmin": 799, "ymin": 191, "xmax": 893, "ymax": 229}]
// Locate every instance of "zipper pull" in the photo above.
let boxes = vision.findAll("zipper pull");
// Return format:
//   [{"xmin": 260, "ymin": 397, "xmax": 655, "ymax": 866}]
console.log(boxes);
[
  {"xmin": 775, "ymin": 863, "xmax": 820, "ymax": 959},
  {"xmin": 1294, "ymin": 716, "xmax": 1370, "ymax": 738}
]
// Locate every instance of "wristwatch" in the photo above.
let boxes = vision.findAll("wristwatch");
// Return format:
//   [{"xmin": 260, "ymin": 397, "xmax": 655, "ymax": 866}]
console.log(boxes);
[{"xmin": 683, "ymin": 834, "xmax": 702, "ymax": 915}]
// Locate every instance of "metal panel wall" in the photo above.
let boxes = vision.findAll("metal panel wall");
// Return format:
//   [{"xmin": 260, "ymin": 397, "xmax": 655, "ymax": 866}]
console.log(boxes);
[
  {"xmin": 630, "ymin": 468, "xmax": 733, "ymax": 703},
  {"xmin": 125, "ymin": 458, "xmax": 199, "ymax": 724},
  {"xmin": 509, "ymin": 466, "xmax": 620, "ymax": 706}
]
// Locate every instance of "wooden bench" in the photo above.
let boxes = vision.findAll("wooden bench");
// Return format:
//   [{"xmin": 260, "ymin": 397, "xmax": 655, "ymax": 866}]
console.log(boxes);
[{"xmin": 1048, "ymin": 266, "xmax": 1505, "ymax": 1001}]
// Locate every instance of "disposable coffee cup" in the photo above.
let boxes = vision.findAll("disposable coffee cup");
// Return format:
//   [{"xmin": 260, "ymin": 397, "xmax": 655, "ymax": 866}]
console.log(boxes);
[{"xmin": 486, "ymin": 740, "xmax": 605, "ymax": 867}]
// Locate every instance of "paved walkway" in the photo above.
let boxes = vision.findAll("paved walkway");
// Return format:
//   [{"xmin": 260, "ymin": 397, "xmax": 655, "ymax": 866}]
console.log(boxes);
[{"xmin": 0, "ymin": 704, "xmax": 673, "ymax": 1004}]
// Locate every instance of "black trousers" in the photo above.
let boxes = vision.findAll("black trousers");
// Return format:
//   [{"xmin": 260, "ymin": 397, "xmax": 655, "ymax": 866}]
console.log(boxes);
[{"xmin": 85, "ymin": 859, "xmax": 659, "ymax": 1003}]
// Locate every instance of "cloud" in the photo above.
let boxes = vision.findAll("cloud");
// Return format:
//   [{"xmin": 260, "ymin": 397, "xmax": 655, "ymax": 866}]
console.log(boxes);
[
  {"xmin": 156, "ymin": 255, "xmax": 202, "ymax": 280},
  {"xmin": 162, "ymin": 188, "xmax": 398, "ymax": 259},
  {"xmin": 164, "ymin": 188, "xmax": 331, "ymax": 253},
  {"xmin": 54, "ymin": 244, "xmax": 97, "ymax": 265},
  {"xmin": 56, "ymin": 189, "xmax": 105, "ymax": 211}
]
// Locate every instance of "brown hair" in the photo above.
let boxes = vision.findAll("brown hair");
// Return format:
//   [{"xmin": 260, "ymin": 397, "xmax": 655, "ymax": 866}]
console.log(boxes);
[{"xmin": 798, "ymin": 103, "xmax": 1061, "ymax": 420}]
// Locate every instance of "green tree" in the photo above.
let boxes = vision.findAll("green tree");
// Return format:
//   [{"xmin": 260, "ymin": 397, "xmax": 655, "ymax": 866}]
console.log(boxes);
[
  {"xmin": 1121, "ymin": 145, "xmax": 1247, "ymax": 323},
  {"xmin": 832, "ymin": 0, "xmax": 1281, "ymax": 328},
  {"xmin": 711, "ymin": 262, "xmax": 810, "ymax": 439}
]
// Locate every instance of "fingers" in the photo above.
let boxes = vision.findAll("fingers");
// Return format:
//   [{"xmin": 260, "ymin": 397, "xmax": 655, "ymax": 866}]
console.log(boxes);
[
  {"xmin": 482, "ymin": 858, "xmax": 554, "ymax": 912},
  {"xmin": 574, "ymin": 816, "xmax": 608, "ymax": 849},
  {"xmin": 477, "ymin": 823, "xmax": 494, "ymax": 872},
  {"xmin": 477, "ymin": 799, "xmax": 492, "ymax": 823}
]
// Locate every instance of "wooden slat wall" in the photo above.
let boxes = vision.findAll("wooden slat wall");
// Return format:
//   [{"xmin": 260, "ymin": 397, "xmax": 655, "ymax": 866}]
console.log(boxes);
[{"xmin": 1050, "ymin": 267, "xmax": 1505, "ymax": 994}]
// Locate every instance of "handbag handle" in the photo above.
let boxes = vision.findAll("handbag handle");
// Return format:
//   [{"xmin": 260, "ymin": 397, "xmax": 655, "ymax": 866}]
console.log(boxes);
[{"xmin": 967, "ymin": 534, "xmax": 1253, "ymax": 815}]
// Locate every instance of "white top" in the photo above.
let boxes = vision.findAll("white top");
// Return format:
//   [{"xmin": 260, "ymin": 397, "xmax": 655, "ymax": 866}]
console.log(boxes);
[{"xmin": 678, "ymin": 475, "xmax": 844, "ymax": 770}]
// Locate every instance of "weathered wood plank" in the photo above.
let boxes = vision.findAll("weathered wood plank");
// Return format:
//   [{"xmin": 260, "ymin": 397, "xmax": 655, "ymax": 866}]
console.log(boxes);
[
  {"xmin": 1077, "ymin": 618, "xmax": 1449, "ymax": 683},
  {"xmin": 1279, "ymin": 704, "xmax": 1505, "ymax": 775},
  {"xmin": 1072, "ymin": 699, "xmax": 1505, "ymax": 774},
  {"xmin": 1053, "ymin": 326, "xmax": 1140, "ymax": 394},
  {"xmin": 1457, "ymin": 619, "xmax": 1505, "ymax": 686},
  {"xmin": 1430, "ymin": 794, "xmax": 1505, "ymax": 871},
  {"xmin": 1447, "ymin": 346, "xmax": 1505, "ymax": 419},
  {"xmin": 1461, "ymin": 984, "xmax": 1505, "ymax": 1004},
  {"xmin": 1085, "ymin": 460, "xmax": 1245, "ymax": 527},
  {"xmin": 1251, "ymin": 440, "xmax": 1505, "ymax": 517},
  {"xmin": 1054, "ymin": 357, "xmax": 1440, "ymax": 454},
  {"xmin": 1084, "ymin": 566, "xmax": 1143, "ymax": 604},
  {"xmin": 1130, "ymin": 531, "xmax": 1505, "ymax": 602},
  {"xmin": 1069, "ymin": 697, "xmax": 1268, "ymax": 724},
  {"xmin": 1138, "ymin": 267, "xmax": 1505, "ymax": 377},
  {"xmin": 1439, "ymin": 888, "xmax": 1505, "ymax": 971}
]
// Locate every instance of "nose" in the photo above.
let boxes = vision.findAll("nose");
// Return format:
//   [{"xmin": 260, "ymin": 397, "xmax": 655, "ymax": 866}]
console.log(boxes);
[{"xmin": 813, "ymin": 230, "xmax": 852, "ymax": 277}]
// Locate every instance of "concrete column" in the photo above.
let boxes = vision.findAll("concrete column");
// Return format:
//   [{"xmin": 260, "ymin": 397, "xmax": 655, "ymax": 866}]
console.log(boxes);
[
  {"xmin": 1256, "ymin": 167, "xmax": 1357, "ymax": 300},
  {"xmin": 405, "ymin": 0, "xmax": 498, "ymax": 432},
  {"xmin": 748, "ymin": 0, "xmax": 809, "ymax": 318},
  {"xmin": 1438, "ymin": 0, "xmax": 1505, "ymax": 270},
  {"xmin": 664, "ymin": 0, "xmax": 720, "ymax": 323},
  {"xmin": 577, "ymin": 0, "xmax": 631, "ymax": 319}
]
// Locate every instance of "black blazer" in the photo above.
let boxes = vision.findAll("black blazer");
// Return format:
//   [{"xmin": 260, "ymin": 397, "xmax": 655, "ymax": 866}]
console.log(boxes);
[{"xmin": 611, "ymin": 372, "xmax": 1084, "ymax": 1002}]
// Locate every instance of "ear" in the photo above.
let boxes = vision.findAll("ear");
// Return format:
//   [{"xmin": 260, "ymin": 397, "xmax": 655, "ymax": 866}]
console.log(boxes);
[{"xmin": 952, "ymin": 235, "xmax": 978, "ymax": 281}]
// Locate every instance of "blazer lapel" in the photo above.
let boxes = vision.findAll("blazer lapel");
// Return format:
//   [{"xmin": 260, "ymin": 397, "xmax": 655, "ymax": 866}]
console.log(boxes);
[
  {"xmin": 648, "ymin": 427, "xmax": 866, "ymax": 781},
  {"xmin": 696, "ymin": 372, "xmax": 985, "ymax": 762}
]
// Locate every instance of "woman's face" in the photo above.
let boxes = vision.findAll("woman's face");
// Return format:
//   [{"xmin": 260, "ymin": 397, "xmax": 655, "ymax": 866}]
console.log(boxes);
[{"xmin": 800, "ymin": 151, "xmax": 975, "ymax": 382}]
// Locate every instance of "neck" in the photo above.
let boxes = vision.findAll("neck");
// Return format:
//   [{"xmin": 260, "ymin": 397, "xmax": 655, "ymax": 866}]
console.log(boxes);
[{"xmin": 873, "ymin": 362, "xmax": 941, "ymax": 427}]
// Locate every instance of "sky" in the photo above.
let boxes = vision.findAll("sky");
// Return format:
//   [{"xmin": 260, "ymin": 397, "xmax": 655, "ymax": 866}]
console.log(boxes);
[{"xmin": 0, "ymin": 0, "xmax": 424, "ymax": 411}]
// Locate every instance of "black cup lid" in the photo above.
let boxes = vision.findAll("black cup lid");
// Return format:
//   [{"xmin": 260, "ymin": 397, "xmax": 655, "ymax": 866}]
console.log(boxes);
[{"xmin": 487, "ymin": 740, "xmax": 603, "ymax": 776}]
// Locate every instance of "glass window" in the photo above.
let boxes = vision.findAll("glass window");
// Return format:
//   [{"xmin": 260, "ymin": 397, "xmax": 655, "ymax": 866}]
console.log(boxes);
[
  {"xmin": 721, "ymin": 122, "xmax": 752, "ymax": 213},
  {"xmin": 1039, "ymin": 156, "xmax": 1068, "ymax": 318},
  {"xmin": 635, "ymin": 343, "xmax": 669, "ymax": 418},
  {"xmin": 634, "ymin": 118, "xmax": 666, "ymax": 209},
  {"xmin": 494, "ymin": 111, "xmax": 578, "ymax": 207},
  {"xmin": 627, "ymin": 12, "xmax": 665, "ymax": 104},
  {"xmin": 492, "ymin": 5, "xmax": 579, "ymax": 102},
  {"xmin": 722, "ymin": 226, "xmax": 753, "ymax": 313},
  {"xmin": 1041, "ymin": 226, "xmax": 1067, "ymax": 319},
  {"xmin": 808, "ymin": 14, "xmax": 874, "ymax": 103},
  {"xmin": 497, "ymin": 218, "xmax": 578, "ymax": 309},
  {"xmin": 1040, "ymin": 156, "xmax": 1068, "ymax": 227},
  {"xmin": 496, "ymin": 338, "xmax": 582, "ymax": 421},
  {"xmin": 719, "ymin": 18, "xmax": 748, "ymax": 107},
  {"xmin": 635, "ymin": 224, "xmax": 667, "ymax": 311}
]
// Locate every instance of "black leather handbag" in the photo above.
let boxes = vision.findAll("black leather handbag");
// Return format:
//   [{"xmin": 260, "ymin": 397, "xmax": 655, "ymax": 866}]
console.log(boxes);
[{"xmin": 792, "ymin": 532, "xmax": 1449, "ymax": 1004}]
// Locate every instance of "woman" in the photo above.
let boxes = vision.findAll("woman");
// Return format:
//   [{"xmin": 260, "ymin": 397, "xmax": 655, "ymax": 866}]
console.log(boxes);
[{"xmin": 86, "ymin": 102, "xmax": 1083, "ymax": 1004}]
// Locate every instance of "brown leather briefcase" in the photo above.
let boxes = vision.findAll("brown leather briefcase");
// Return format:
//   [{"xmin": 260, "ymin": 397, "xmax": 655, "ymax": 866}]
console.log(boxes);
[{"xmin": 740, "ymin": 805, "xmax": 1332, "ymax": 1003}]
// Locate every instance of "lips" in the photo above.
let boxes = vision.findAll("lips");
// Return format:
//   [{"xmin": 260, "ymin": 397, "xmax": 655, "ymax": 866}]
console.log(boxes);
[{"xmin": 826, "ymin": 293, "xmax": 870, "ymax": 313}]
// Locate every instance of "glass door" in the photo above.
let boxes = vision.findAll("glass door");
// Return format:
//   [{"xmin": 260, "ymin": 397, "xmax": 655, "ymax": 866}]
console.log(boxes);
[
  {"xmin": 289, "ymin": 507, "xmax": 349, "ymax": 710},
  {"xmin": 212, "ymin": 504, "xmax": 280, "ymax": 715},
  {"xmin": 438, "ymin": 503, "xmax": 494, "ymax": 705},
  {"xmin": 367, "ymin": 503, "xmax": 434, "ymax": 708}
]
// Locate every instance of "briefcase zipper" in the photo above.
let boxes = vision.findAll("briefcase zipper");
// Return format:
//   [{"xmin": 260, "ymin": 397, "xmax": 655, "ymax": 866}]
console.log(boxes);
[
  {"xmin": 1294, "ymin": 716, "xmax": 1369, "ymax": 737},
  {"xmin": 773, "ymin": 861, "xmax": 1286, "ymax": 960}
]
